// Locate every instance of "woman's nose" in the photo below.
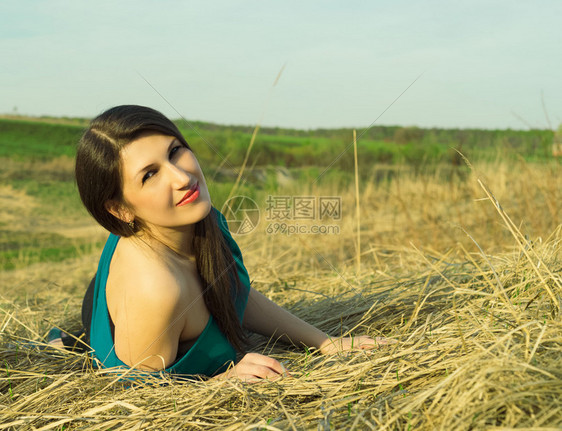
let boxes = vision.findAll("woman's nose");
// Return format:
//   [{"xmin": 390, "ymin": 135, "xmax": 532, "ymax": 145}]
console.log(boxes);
[{"xmin": 166, "ymin": 163, "xmax": 191, "ymax": 188}]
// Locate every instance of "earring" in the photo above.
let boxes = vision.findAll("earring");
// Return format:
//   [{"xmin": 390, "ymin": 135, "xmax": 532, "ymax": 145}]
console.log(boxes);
[{"xmin": 128, "ymin": 220, "xmax": 135, "ymax": 230}]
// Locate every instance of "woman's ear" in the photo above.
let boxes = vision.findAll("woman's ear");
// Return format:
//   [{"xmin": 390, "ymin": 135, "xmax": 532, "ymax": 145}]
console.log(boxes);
[{"xmin": 104, "ymin": 200, "xmax": 134, "ymax": 223}]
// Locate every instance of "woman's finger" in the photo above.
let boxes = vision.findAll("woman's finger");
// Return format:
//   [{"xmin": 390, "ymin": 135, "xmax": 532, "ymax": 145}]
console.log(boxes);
[
  {"xmin": 230, "ymin": 353, "xmax": 288, "ymax": 381},
  {"xmin": 243, "ymin": 353, "xmax": 285, "ymax": 374},
  {"xmin": 375, "ymin": 336, "xmax": 399, "ymax": 345},
  {"xmin": 234, "ymin": 365, "xmax": 281, "ymax": 382}
]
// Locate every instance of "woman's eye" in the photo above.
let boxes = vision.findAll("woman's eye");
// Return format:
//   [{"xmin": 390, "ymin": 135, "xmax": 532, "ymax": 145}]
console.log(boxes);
[
  {"xmin": 142, "ymin": 170, "xmax": 156, "ymax": 184},
  {"xmin": 169, "ymin": 145, "xmax": 185, "ymax": 159}
]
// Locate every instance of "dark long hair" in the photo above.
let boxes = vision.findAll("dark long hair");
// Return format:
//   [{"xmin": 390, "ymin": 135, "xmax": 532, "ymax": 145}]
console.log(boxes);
[{"xmin": 75, "ymin": 105, "xmax": 246, "ymax": 351}]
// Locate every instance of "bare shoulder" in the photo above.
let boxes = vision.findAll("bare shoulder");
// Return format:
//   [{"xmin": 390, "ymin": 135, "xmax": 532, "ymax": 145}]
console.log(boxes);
[
  {"xmin": 108, "ymin": 239, "xmax": 183, "ymax": 316},
  {"xmin": 107, "ymin": 240, "xmax": 190, "ymax": 369}
]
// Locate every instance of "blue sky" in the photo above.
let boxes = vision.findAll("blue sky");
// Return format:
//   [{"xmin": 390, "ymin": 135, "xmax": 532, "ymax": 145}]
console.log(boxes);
[{"xmin": 1, "ymin": 1, "xmax": 561, "ymax": 130}]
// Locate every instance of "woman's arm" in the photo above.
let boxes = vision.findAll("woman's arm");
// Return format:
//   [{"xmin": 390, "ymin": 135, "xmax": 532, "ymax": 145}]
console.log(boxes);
[
  {"xmin": 243, "ymin": 288, "xmax": 329, "ymax": 349},
  {"xmin": 113, "ymin": 278, "xmax": 184, "ymax": 371},
  {"xmin": 215, "ymin": 288, "xmax": 395, "ymax": 381},
  {"xmin": 242, "ymin": 288, "xmax": 394, "ymax": 353}
]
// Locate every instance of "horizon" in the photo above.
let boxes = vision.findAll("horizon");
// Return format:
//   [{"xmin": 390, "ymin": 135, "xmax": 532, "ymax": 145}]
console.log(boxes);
[{"xmin": 0, "ymin": 113, "xmax": 554, "ymax": 133}]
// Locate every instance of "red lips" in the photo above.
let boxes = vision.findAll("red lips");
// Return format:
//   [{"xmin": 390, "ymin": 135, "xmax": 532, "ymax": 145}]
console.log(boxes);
[{"xmin": 176, "ymin": 182, "xmax": 200, "ymax": 206}]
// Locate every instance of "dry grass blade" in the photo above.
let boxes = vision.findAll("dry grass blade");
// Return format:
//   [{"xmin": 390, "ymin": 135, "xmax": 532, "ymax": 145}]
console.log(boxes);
[
  {"xmin": 477, "ymin": 178, "xmax": 561, "ymax": 312},
  {"xmin": 353, "ymin": 128, "xmax": 361, "ymax": 275}
]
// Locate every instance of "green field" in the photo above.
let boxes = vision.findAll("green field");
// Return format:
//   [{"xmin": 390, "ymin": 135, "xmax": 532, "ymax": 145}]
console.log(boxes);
[
  {"xmin": 0, "ymin": 116, "xmax": 555, "ymax": 164},
  {"xmin": 0, "ymin": 116, "xmax": 556, "ymax": 271}
]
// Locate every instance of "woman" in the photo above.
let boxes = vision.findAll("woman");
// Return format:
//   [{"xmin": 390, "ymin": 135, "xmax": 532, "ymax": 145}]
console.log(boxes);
[{"xmin": 60, "ymin": 105, "xmax": 392, "ymax": 380}]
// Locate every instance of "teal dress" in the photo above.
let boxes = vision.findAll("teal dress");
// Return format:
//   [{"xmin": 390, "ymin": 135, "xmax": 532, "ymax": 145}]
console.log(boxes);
[{"xmin": 89, "ymin": 208, "xmax": 250, "ymax": 377}]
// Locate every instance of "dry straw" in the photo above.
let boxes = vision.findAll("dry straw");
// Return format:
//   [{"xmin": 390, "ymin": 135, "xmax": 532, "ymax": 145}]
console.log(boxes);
[
  {"xmin": 353, "ymin": 129, "xmax": 361, "ymax": 275},
  {"xmin": 1, "ymin": 160, "xmax": 561, "ymax": 429}
]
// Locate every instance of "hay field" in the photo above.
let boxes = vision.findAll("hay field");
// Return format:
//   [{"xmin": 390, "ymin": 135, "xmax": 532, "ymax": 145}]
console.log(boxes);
[{"xmin": 1, "ymin": 157, "xmax": 561, "ymax": 429}]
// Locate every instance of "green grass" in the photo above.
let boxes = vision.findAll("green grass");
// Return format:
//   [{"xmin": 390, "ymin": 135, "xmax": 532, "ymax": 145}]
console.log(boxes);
[
  {"xmin": 9, "ymin": 179, "xmax": 87, "ymax": 220},
  {"xmin": 0, "ymin": 119, "xmax": 84, "ymax": 160},
  {"xmin": 0, "ymin": 230, "xmax": 103, "ymax": 270},
  {"xmin": 1, "ymin": 118, "xmax": 555, "ymax": 167}
]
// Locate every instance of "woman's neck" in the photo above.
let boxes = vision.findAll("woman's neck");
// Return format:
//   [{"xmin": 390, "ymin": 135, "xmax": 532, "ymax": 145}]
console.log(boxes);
[{"xmin": 132, "ymin": 224, "xmax": 197, "ymax": 262}]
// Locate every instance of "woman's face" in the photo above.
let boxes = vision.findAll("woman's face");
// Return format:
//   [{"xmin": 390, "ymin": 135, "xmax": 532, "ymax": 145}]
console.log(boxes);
[{"xmin": 118, "ymin": 132, "xmax": 212, "ymax": 232}]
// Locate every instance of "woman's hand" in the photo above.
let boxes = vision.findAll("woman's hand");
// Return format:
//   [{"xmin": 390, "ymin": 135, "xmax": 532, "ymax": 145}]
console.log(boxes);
[
  {"xmin": 319, "ymin": 335, "xmax": 397, "ymax": 355},
  {"xmin": 215, "ymin": 353, "xmax": 288, "ymax": 382}
]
